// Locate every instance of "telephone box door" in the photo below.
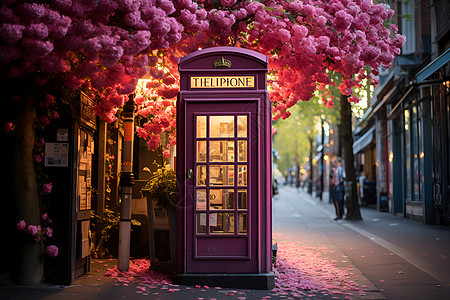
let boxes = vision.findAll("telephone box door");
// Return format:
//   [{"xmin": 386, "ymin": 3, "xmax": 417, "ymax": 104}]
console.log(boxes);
[{"xmin": 185, "ymin": 100, "xmax": 258, "ymax": 273}]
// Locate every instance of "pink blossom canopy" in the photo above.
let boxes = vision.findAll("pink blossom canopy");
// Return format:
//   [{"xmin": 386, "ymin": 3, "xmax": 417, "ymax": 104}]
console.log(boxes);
[{"xmin": 0, "ymin": 0, "xmax": 405, "ymax": 148}]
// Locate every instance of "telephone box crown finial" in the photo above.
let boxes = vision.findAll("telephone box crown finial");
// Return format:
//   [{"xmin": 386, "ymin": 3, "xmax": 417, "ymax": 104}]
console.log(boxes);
[{"xmin": 214, "ymin": 57, "xmax": 232, "ymax": 69}]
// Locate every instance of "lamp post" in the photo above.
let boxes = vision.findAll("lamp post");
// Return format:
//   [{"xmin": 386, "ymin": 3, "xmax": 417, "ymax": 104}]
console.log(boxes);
[
  {"xmin": 307, "ymin": 130, "xmax": 313, "ymax": 195},
  {"xmin": 118, "ymin": 96, "xmax": 136, "ymax": 271},
  {"xmin": 319, "ymin": 116, "xmax": 325, "ymax": 201}
]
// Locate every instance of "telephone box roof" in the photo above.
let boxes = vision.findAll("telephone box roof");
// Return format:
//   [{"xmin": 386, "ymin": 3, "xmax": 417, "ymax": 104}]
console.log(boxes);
[{"xmin": 179, "ymin": 47, "xmax": 267, "ymax": 71}]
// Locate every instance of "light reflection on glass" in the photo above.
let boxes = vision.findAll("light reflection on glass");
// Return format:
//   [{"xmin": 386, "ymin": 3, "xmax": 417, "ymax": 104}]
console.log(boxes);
[
  {"xmin": 210, "ymin": 116, "xmax": 234, "ymax": 138},
  {"xmin": 197, "ymin": 116, "xmax": 206, "ymax": 138},
  {"xmin": 238, "ymin": 140, "xmax": 247, "ymax": 162},
  {"xmin": 197, "ymin": 213, "xmax": 207, "ymax": 234},
  {"xmin": 210, "ymin": 213, "xmax": 234, "ymax": 234},
  {"xmin": 197, "ymin": 141, "xmax": 206, "ymax": 162},
  {"xmin": 238, "ymin": 116, "xmax": 247, "ymax": 137},
  {"xmin": 238, "ymin": 213, "xmax": 247, "ymax": 234},
  {"xmin": 210, "ymin": 189, "xmax": 234, "ymax": 210},
  {"xmin": 210, "ymin": 140, "xmax": 234, "ymax": 162}
]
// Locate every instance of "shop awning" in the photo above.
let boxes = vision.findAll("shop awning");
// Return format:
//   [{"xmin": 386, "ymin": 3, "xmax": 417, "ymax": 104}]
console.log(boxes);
[
  {"xmin": 353, "ymin": 127, "xmax": 375, "ymax": 154},
  {"xmin": 416, "ymin": 48, "xmax": 450, "ymax": 83},
  {"xmin": 387, "ymin": 85, "xmax": 414, "ymax": 120},
  {"xmin": 365, "ymin": 86, "xmax": 398, "ymax": 121}
]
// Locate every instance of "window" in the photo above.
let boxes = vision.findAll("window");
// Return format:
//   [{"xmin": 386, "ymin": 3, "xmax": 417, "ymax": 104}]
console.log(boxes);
[
  {"xmin": 404, "ymin": 109, "xmax": 411, "ymax": 199},
  {"xmin": 411, "ymin": 106, "xmax": 420, "ymax": 201},
  {"xmin": 401, "ymin": 0, "xmax": 416, "ymax": 55},
  {"xmin": 405, "ymin": 104, "xmax": 423, "ymax": 202},
  {"xmin": 195, "ymin": 114, "xmax": 249, "ymax": 235}
]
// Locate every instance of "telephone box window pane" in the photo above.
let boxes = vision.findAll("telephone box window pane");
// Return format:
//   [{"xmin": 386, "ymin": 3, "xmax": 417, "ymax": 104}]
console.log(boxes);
[
  {"xmin": 210, "ymin": 140, "xmax": 234, "ymax": 162},
  {"xmin": 238, "ymin": 213, "xmax": 247, "ymax": 234},
  {"xmin": 238, "ymin": 165, "xmax": 247, "ymax": 186},
  {"xmin": 197, "ymin": 213, "xmax": 207, "ymax": 234},
  {"xmin": 197, "ymin": 165, "xmax": 207, "ymax": 186},
  {"xmin": 210, "ymin": 189, "xmax": 234, "ymax": 210},
  {"xmin": 196, "ymin": 189, "xmax": 207, "ymax": 210},
  {"xmin": 197, "ymin": 116, "xmax": 206, "ymax": 138},
  {"xmin": 238, "ymin": 140, "xmax": 247, "ymax": 162},
  {"xmin": 197, "ymin": 141, "xmax": 206, "ymax": 162},
  {"xmin": 238, "ymin": 190, "xmax": 247, "ymax": 210},
  {"xmin": 210, "ymin": 165, "xmax": 234, "ymax": 186},
  {"xmin": 210, "ymin": 116, "xmax": 234, "ymax": 138},
  {"xmin": 238, "ymin": 116, "xmax": 247, "ymax": 138},
  {"xmin": 210, "ymin": 213, "xmax": 235, "ymax": 234}
]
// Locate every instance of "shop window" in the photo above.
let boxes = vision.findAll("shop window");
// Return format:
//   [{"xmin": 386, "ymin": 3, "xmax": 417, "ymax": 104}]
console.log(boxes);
[
  {"xmin": 405, "ymin": 105, "xmax": 424, "ymax": 202},
  {"xmin": 412, "ymin": 106, "xmax": 420, "ymax": 201},
  {"xmin": 404, "ymin": 109, "xmax": 411, "ymax": 200}
]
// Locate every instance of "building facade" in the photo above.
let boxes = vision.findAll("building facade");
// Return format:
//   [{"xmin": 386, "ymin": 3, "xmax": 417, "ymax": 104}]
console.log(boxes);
[{"xmin": 354, "ymin": 0, "xmax": 450, "ymax": 224}]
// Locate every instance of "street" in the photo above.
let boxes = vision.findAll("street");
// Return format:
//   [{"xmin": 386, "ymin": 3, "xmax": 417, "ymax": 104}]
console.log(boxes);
[{"xmin": 1, "ymin": 185, "xmax": 450, "ymax": 300}]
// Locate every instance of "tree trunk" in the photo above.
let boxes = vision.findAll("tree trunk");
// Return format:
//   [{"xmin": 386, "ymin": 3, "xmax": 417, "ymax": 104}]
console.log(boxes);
[
  {"xmin": 11, "ymin": 93, "xmax": 44, "ymax": 285},
  {"xmin": 340, "ymin": 94, "xmax": 362, "ymax": 220}
]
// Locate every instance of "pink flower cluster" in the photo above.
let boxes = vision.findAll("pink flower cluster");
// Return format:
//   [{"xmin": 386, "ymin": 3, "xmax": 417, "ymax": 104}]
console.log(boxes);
[
  {"xmin": 40, "ymin": 183, "xmax": 52, "ymax": 195},
  {"xmin": 16, "ymin": 214, "xmax": 58, "ymax": 257},
  {"xmin": 35, "ymin": 137, "xmax": 45, "ymax": 147},
  {"xmin": 45, "ymin": 245, "xmax": 59, "ymax": 257},
  {"xmin": 34, "ymin": 137, "xmax": 45, "ymax": 164},
  {"xmin": 35, "ymin": 94, "xmax": 60, "ymax": 129},
  {"xmin": 0, "ymin": 0, "xmax": 209, "ymax": 123},
  {"xmin": 4, "ymin": 122, "xmax": 14, "ymax": 133},
  {"xmin": 135, "ymin": 80, "xmax": 177, "ymax": 151},
  {"xmin": 170, "ymin": 0, "xmax": 405, "ymax": 119},
  {"xmin": 105, "ymin": 259, "xmax": 172, "ymax": 285},
  {"xmin": 0, "ymin": 0, "xmax": 405, "ymax": 133},
  {"xmin": 40, "ymin": 94, "xmax": 54, "ymax": 107},
  {"xmin": 132, "ymin": 0, "xmax": 404, "ymax": 141}
]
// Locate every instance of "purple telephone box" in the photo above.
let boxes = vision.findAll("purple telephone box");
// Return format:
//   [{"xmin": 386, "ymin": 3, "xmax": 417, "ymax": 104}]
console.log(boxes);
[{"xmin": 176, "ymin": 47, "xmax": 274, "ymax": 289}]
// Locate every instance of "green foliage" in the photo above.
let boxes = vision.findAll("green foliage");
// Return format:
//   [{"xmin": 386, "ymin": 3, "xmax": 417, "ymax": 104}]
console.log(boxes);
[
  {"xmin": 91, "ymin": 209, "xmax": 141, "ymax": 258},
  {"xmin": 273, "ymin": 96, "xmax": 338, "ymax": 174},
  {"xmin": 91, "ymin": 209, "xmax": 119, "ymax": 258},
  {"xmin": 141, "ymin": 162, "xmax": 177, "ymax": 210}
]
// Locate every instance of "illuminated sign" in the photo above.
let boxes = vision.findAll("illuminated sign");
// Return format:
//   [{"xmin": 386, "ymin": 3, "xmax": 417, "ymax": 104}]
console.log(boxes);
[{"xmin": 191, "ymin": 76, "xmax": 255, "ymax": 88}]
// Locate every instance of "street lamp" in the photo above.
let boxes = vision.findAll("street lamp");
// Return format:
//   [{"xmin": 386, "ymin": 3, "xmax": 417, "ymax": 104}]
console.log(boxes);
[
  {"xmin": 319, "ymin": 116, "xmax": 325, "ymax": 201},
  {"xmin": 118, "ymin": 96, "xmax": 136, "ymax": 271},
  {"xmin": 307, "ymin": 130, "xmax": 313, "ymax": 195}
]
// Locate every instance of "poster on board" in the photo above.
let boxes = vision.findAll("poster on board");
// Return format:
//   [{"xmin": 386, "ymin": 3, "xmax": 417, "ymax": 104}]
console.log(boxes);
[{"xmin": 45, "ymin": 143, "xmax": 69, "ymax": 167}]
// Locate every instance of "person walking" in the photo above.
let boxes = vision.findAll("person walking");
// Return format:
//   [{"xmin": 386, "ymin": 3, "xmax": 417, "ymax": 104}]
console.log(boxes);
[
  {"xmin": 329, "ymin": 162, "xmax": 337, "ymax": 213},
  {"xmin": 332, "ymin": 158, "xmax": 345, "ymax": 220}
]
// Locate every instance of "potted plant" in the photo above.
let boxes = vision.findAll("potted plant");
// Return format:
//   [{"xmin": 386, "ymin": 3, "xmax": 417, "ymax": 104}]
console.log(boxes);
[
  {"xmin": 141, "ymin": 162, "xmax": 177, "ymax": 269},
  {"xmin": 141, "ymin": 162, "xmax": 176, "ymax": 210}
]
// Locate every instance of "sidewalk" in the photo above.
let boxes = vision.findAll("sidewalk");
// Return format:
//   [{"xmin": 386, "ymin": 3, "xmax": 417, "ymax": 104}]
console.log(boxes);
[
  {"xmin": 280, "ymin": 186, "xmax": 450, "ymax": 300},
  {"xmin": 0, "ymin": 257, "xmax": 355, "ymax": 300}
]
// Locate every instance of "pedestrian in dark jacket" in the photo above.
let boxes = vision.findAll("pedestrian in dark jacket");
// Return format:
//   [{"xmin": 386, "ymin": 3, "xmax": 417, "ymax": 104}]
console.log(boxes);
[{"xmin": 330, "ymin": 163, "xmax": 337, "ymax": 212}]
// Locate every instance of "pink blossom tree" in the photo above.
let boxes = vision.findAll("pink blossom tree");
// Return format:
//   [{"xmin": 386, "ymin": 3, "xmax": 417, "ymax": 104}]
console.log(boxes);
[{"xmin": 0, "ymin": 0, "xmax": 404, "ymax": 284}]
